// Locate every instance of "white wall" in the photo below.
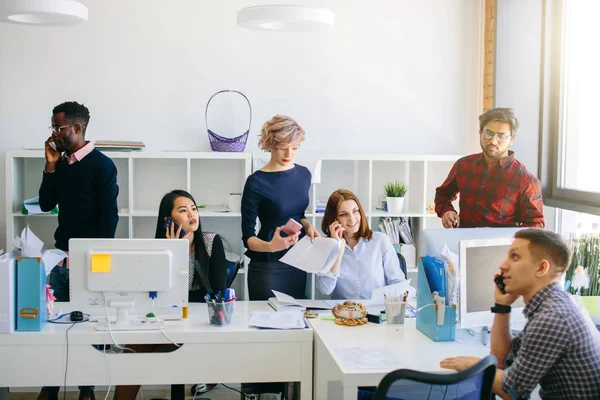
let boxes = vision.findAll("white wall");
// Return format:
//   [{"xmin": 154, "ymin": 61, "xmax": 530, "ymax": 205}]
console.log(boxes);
[{"xmin": 0, "ymin": 0, "xmax": 484, "ymax": 247}]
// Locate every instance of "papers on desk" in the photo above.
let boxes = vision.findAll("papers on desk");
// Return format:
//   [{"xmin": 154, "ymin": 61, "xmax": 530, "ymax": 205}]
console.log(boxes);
[
  {"xmin": 336, "ymin": 347, "xmax": 404, "ymax": 370},
  {"xmin": 13, "ymin": 226, "xmax": 67, "ymax": 275},
  {"xmin": 279, "ymin": 236, "xmax": 343, "ymax": 274},
  {"xmin": 370, "ymin": 280, "xmax": 412, "ymax": 304},
  {"xmin": 268, "ymin": 290, "xmax": 331, "ymax": 311},
  {"xmin": 248, "ymin": 311, "xmax": 307, "ymax": 330}
]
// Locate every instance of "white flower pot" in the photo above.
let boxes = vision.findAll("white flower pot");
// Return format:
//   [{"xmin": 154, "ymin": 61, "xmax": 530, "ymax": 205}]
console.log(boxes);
[{"xmin": 386, "ymin": 197, "xmax": 405, "ymax": 214}]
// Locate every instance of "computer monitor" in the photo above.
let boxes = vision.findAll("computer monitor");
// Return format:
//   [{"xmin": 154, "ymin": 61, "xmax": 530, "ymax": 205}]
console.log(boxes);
[
  {"xmin": 459, "ymin": 238, "xmax": 526, "ymax": 329},
  {"xmin": 419, "ymin": 227, "xmax": 522, "ymax": 258},
  {"xmin": 68, "ymin": 238, "xmax": 189, "ymax": 330}
]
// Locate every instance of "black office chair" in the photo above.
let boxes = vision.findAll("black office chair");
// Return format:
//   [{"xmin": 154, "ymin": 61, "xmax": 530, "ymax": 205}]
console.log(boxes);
[
  {"xmin": 397, "ymin": 252, "xmax": 408, "ymax": 278},
  {"xmin": 371, "ymin": 355, "xmax": 497, "ymax": 400},
  {"xmin": 226, "ymin": 259, "xmax": 242, "ymax": 288}
]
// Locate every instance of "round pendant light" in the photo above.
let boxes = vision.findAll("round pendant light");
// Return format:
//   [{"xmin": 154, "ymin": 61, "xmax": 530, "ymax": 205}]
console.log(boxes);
[
  {"xmin": 237, "ymin": 5, "xmax": 334, "ymax": 32},
  {"xmin": 1, "ymin": 0, "xmax": 88, "ymax": 26}
]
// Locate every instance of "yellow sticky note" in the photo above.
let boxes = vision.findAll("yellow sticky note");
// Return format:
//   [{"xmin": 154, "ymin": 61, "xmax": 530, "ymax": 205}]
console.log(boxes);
[
  {"xmin": 581, "ymin": 297, "xmax": 598, "ymax": 315},
  {"xmin": 91, "ymin": 254, "xmax": 111, "ymax": 273}
]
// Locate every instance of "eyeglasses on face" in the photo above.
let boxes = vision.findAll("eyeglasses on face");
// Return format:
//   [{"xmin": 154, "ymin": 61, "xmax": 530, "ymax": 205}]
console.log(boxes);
[
  {"xmin": 48, "ymin": 125, "xmax": 73, "ymax": 134},
  {"xmin": 481, "ymin": 129, "xmax": 511, "ymax": 142}
]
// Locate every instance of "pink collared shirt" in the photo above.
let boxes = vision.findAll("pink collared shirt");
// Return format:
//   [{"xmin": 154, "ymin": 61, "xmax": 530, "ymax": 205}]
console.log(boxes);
[{"xmin": 63, "ymin": 141, "xmax": 94, "ymax": 165}]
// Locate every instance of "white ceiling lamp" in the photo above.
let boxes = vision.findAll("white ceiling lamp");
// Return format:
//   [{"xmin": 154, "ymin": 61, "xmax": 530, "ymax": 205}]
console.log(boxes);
[
  {"xmin": 0, "ymin": 0, "xmax": 88, "ymax": 26},
  {"xmin": 237, "ymin": 5, "xmax": 334, "ymax": 32}
]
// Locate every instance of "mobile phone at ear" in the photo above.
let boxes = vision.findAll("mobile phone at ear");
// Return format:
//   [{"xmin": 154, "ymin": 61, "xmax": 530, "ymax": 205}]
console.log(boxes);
[
  {"xmin": 494, "ymin": 274, "xmax": 507, "ymax": 294},
  {"xmin": 281, "ymin": 218, "xmax": 303, "ymax": 235},
  {"xmin": 49, "ymin": 140, "xmax": 58, "ymax": 152},
  {"xmin": 164, "ymin": 217, "xmax": 187, "ymax": 238}
]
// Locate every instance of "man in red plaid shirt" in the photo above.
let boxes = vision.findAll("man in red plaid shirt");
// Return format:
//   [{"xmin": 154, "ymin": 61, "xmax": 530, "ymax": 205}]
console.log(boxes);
[{"xmin": 435, "ymin": 108, "xmax": 545, "ymax": 228}]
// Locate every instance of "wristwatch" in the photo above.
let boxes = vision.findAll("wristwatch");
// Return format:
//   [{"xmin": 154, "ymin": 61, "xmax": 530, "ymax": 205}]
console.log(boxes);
[{"xmin": 491, "ymin": 303, "xmax": 511, "ymax": 314}]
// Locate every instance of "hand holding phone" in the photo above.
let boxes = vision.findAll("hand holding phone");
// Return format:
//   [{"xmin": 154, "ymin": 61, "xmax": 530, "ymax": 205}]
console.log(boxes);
[
  {"xmin": 164, "ymin": 217, "xmax": 187, "ymax": 239},
  {"xmin": 281, "ymin": 218, "xmax": 303, "ymax": 236},
  {"xmin": 494, "ymin": 273, "xmax": 507, "ymax": 294}
]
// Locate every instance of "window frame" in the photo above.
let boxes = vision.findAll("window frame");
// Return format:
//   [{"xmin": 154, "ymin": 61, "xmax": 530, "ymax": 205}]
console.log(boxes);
[{"xmin": 539, "ymin": 0, "xmax": 600, "ymax": 215}]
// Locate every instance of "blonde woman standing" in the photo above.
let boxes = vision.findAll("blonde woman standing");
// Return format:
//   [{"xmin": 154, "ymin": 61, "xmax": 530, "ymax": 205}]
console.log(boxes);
[{"xmin": 241, "ymin": 115, "xmax": 319, "ymax": 300}]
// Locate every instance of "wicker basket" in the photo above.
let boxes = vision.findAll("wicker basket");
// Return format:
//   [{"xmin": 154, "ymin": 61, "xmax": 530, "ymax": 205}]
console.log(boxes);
[{"xmin": 205, "ymin": 90, "xmax": 252, "ymax": 152}]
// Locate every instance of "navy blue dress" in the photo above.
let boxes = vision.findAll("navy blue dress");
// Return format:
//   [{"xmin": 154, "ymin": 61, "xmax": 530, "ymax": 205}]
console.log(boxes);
[{"xmin": 241, "ymin": 164, "xmax": 311, "ymax": 300}]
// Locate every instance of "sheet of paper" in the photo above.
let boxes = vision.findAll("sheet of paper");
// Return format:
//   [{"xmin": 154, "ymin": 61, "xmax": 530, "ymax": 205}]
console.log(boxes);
[
  {"xmin": 272, "ymin": 290, "xmax": 302, "ymax": 306},
  {"xmin": 248, "ymin": 311, "xmax": 306, "ymax": 329},
  {"xmin": 20, "ymin": 226, "xmax": 44, "ymax": 257},
  {"xmin": 91, "ymin": 254, "xmax": 111, "ymax": 273},
  {"xmin": 335, "ymin": 347, "xmax": 404, "ymax": 370},
  {"xmin": 370, "ymin": 280, "xmax": 412, "ymax": 304},
  {"xmin": 279, "ymin": 236, "xmax": 341, "ymax": 274},
  {"xmin": 42, "ymin": 249, "xmax": 68, "ymax": 276}
]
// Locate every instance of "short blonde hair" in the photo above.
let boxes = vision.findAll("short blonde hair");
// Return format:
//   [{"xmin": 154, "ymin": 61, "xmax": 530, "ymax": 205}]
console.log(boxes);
[{"xmin": 258, "ymin": 115, "xmax": 305, "ymax": 151}]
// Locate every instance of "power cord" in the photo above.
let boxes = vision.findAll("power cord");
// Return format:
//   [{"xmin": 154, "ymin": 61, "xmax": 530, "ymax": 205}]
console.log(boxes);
[
  {"xmin": 102, "ymin": 333, "xmax": 112, "ymax": 400},
  {"xmin": 63, "ymin": 322, "xmax": 79, "ymax": 400},
  {"xmin": 219, "ymin": 383, "xmax": 252, "ymax": 399},
  {"xmin": 151, "ymin": 298, "xmax": 181, "ymax": 348},
  {"xmin": 102, "ymin": 293, "xmax": 136, "ymax": 353}
]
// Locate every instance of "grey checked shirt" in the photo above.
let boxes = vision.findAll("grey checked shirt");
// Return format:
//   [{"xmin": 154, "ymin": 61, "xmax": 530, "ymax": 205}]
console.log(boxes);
[{"xmin": 502, "ymin": 282, "xmax": 600, "ymax": 399}]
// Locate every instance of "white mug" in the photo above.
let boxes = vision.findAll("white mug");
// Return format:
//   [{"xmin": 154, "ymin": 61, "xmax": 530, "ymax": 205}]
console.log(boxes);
[{"xmin": 228, "ymin": 193, "xmax": 242, "ymax": 213}]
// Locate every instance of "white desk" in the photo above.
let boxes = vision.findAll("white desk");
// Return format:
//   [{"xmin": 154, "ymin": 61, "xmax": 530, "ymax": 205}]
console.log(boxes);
[
  {"xmin": 310, "ymin": 317, "xmax": 489, "ymax": 400},
  {"xmin": 0, "ymin": 302, "xmax": 313, "ymax": 400}
]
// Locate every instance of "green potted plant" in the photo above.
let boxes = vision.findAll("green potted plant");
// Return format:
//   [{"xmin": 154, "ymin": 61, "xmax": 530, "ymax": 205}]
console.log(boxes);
[
  {"xmin": 566, "ymin": 233, "xmax": 600, "ymax": 324},
  {"xmin": 383, "ymin": 181, "xmax": 408, "ymax": 214}
]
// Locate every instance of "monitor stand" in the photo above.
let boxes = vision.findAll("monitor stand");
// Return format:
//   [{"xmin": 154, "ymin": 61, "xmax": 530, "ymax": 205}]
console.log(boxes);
[{"xmin": 95, "ymin": 306, "xmax": 164, "ymax": 331}]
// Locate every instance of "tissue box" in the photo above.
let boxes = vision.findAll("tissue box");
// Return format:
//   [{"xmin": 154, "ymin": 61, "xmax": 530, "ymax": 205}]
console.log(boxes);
[
  {"xmin": 16, "ymin": 257, "xmax": 48, "ymax": 332},
  {"xmin": 0, "ymin": 256, "xmax": 16, "ymax": 333}
]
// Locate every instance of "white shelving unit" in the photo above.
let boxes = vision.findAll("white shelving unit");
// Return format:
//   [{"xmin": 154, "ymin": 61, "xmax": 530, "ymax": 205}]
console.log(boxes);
[
  {"xmin": 5, "ymin": 150, "xmax": 252, "ymax": 299},
  {"xmin": 307, "ymin": 154, "xmax": 461, "ymax": 299}
]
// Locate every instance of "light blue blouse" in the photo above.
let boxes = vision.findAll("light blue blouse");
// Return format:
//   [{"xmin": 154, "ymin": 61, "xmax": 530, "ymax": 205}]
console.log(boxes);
[{"xmin": 316, "ymin": 231, "xmax": 406, "ymax": 299}]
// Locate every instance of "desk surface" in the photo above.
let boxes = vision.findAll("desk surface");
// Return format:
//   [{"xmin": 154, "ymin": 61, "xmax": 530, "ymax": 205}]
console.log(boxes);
[
  {"xmin": 309, "ymin": 317, "xmax": 488, "ymax": 375},
  {"xmin": 310, "ymin": 315, "xmax": 489, "ymax": 400},
  {"xmin": 1, "ymin": 301, "xmax": 312, "ymax": 345},
  {"xmin": 1, "ymin": 301, "xmax": 313, "ymax": 398}
]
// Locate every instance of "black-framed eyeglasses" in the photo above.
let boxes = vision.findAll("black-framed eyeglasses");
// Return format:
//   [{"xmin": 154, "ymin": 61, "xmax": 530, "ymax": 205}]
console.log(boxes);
[{"xmin": 481, "ymin": 129, "xmax": 511, "ymax": 142}]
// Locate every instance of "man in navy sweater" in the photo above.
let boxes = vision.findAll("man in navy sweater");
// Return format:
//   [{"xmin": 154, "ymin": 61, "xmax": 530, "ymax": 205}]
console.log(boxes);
[{"xmin": 38, "ymin": 101, "xmax": 118, "ymax": 400}]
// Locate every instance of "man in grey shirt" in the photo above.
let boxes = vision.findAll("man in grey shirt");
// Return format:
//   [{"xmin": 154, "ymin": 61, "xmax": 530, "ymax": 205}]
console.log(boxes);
[{"xmin": 440, "ymin": 229, "xmax": 600, "ymax": 399}]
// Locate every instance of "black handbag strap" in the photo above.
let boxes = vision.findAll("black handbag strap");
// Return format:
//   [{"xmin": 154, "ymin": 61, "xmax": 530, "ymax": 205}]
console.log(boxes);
[{"xmin": 205, "ymin": 90, "xmax": 252, "ymax": 134}]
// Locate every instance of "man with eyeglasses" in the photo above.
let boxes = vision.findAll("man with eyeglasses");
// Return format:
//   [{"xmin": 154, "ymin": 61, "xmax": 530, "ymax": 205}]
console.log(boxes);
[
  {"xmin": 434, "ymin": 108, "xmax": 544, "ymax": 228},
  {"xmin": 38, "ymin": 101, "xmax": 118, "ymax": 400}
]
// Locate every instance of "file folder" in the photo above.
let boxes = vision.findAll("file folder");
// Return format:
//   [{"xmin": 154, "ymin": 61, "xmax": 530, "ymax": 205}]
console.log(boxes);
[
  {"xmin": 16, "ymin": 257, "xmax": 48, "ymax": 331},
  {"xmin": 416, "ymin": 257, "xmax": 456, "ymax": 342}
]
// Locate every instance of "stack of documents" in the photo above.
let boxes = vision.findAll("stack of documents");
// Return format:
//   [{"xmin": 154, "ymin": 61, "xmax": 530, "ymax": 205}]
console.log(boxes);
[
  {"xmin": 268, "ymin": 290, "xmax": 330, "ymax": 311},
  {"xmin": 248, "ymin": 311, "xmax": 307, "ymax": 330},
  {"xmin": 279, "ymin": 236, "xmax": 343, "ymax": 274},
  {"xmin": 94, "ymin": 140, "xmax": 145, "ymax": 151},
  {"xmin": 21, "ymin": 196, "xmax": 58, "ymax": 215}
]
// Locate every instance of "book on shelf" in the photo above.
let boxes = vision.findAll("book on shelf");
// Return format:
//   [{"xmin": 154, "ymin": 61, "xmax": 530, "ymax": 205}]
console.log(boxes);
[{"xmin": 94, "ymin": 140, "xmax": 146, "ymax": 151}]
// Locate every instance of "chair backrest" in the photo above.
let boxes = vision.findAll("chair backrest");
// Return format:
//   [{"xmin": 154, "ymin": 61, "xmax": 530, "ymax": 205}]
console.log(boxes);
[
  {"xmin": 373, "ymin": 355, "xmax": 497, "ymax": 400},
  {"xmin": 225, "ymin": 260, "xmax": 241, "ymax": 288},
  {"xmin": 397, "ymin": 252, "xmax": 407, "ymax": 278}
]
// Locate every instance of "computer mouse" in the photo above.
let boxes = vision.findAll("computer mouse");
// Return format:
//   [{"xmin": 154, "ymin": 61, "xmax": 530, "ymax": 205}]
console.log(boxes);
[{"xmin": 70, "ymin": 311, "xmax": 84, "ymax": 322}]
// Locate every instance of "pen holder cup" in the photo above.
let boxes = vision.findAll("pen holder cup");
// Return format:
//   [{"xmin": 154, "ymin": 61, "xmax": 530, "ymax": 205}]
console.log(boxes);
[
  {"xmin": 416, "ymin": 258, "xmax": 456, "ymax": 342},
  {"xmin": 207, "ymin": 301, "xmax": 235, "ymax": 326},
  {"xmin": 385, "ymin": 301, "xmax": 407, "ymax": 325}
]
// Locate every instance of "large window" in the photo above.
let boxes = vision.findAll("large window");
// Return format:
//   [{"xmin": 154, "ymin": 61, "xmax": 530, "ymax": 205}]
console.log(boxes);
[{"xmin": 541, "ymin": 0, "xmax": 600, "ymax": 215}]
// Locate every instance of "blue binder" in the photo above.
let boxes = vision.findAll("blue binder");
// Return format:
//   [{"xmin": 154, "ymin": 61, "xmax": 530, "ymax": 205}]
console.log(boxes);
[
  {"xmin": 16, "ymin": 257, "xmax": 48, "ymax": 331},
  {"xmin": 416, "ymin": 257, "xmax": 456, "ymax": 342}
]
